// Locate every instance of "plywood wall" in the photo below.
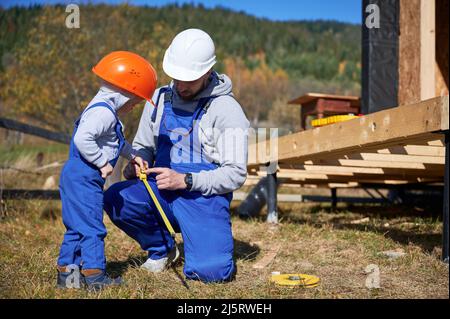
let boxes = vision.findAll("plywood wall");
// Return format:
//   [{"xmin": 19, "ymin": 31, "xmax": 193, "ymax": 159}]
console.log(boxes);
[
  {"xmin": 398, "ymin": 0, "xmax": 421, "ymax": 106},
  {"xmin": 435, "ymin": 0, "xmax": 449, "ymax": 97},
  {"xmin": 399, "ymin": 0, "xmax": 448, "ymax": 106}
]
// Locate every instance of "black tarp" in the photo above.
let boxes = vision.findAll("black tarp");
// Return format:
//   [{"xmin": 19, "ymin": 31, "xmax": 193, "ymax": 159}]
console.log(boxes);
[{"xmin": 362, "ymin": 0, "xmax": 399, "ymax": 114}]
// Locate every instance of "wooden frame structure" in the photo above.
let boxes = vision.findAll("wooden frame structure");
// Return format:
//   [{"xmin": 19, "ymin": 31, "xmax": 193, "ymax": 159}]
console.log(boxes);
[
  {"xmin": 247, "ymin": 96, "xmax": 449, "ymax": 261},
  {"xmin": 399, "ymin": 0, "xmax": 449, "ymax": 106}
]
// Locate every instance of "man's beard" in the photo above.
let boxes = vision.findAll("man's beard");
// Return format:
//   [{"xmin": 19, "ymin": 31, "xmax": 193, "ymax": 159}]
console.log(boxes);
[
  {"xmin": 177, "ymin": 89, "xmax": 197, "ymax": 101},
  {"xmin": 176, "ymin": 76, "xmax": 209, "ymax": 101}
]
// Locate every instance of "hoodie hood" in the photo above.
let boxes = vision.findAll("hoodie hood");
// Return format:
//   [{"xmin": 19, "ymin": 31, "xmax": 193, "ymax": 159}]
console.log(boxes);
[
  {"xmin": 169, "ymin": 71, "xmax": 233, "ymax": 105},
  {"xmin": 88, "ymin": 82, "xmax": 135, "ymax": 112}
]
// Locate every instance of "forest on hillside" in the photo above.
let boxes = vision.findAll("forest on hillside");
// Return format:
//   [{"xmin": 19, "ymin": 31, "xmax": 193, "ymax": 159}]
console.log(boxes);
[{"xmin": 0, "ymin": 3, "xmax": 361, "ymax": 135}]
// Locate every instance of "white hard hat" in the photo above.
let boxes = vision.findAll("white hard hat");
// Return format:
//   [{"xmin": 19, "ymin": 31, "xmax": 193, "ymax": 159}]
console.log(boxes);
[{"xmin": 163, "ymin": 28, "xmax": 216, "ymax": 81}]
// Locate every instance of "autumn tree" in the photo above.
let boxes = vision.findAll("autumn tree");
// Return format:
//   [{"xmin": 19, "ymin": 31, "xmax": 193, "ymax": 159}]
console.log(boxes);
[
  {"xmin": 224, "ymin": 53, "xmax": 290, "ymax": 126},
  {"xmin": 0, "ymin": 4, "xmax": 173, "ymax": 136},
  {"xmin": 0, "ymin": 4, "xmax": 361, "ymax": 133}
]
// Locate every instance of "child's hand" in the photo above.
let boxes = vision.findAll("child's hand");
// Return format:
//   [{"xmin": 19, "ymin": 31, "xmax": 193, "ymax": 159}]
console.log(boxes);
[
  {"xmin": 131, "ymin": 156, "xmax": 148, "ymax": 176},
  {"xmin": 100, "ymin": 163, "xmax": 114, "ymax": 179}
]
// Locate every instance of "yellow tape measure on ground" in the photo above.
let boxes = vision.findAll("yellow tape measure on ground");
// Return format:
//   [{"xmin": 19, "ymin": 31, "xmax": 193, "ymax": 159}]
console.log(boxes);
[
  {"xmin": 270, "ymin": 273, "xmax": 320, "ymax": 288},
  {"xmin": 311, "ymin": 114, "xmax": 361, "ymax": 127},
  {"xmin": 139, "ymin": 171, "xmax": 176, "ymax": 238}
]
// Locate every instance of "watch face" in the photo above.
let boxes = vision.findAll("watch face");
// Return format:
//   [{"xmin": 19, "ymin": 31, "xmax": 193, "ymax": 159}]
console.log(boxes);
[{"xmin": 185, "ymin": 173, "xmax": 192, "ymax": 189}]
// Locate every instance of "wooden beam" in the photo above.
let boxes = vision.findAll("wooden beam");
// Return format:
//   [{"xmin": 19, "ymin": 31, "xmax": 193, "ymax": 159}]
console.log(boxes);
[
  {"xmin": 276, "ymin": 165, "xmax": 444, "ymax": 177},
  {"xmin": 259, "ymin": 170, "xmax": 422, "ymax": 181},
  {"xmin": 305, "ymin": 159, "xmax": 442, "ymax": 170},
  {"xmin": 0, "ymin": 117, "xmax": 70, "ymax": 144},
  {"xmin": 281, "ymin": 165, "xmax": 386, "ymax": 175},
  {"xmin": 279, "ymin": 176, "xmax": 440, "ymax": 184},
  {"xmin": 248, "ymin": 134, "xmax": 444, "ymax": 165},
  {"xmin": 272, "ymin": 177, "xmax": 437, "ymax": 185},
  {"xmin": 343, "ymin": 153, "xmax": 445, "ymax": 164},
  {"xmin": 248, "ymin": 96, "xmax": 449, "ymax": 167},
  {"xmin": 407, "ymin": 137, "xmax": 445, "ymax": 146},
  {"xmin": 374, "ymin": 145, "xmax": 445, "ymax": 157},
  {"xmin": 420, "ymin": 0, "xmax": 436, "ymax": 100},
  {"xmin": 298, "ymin": 134, "xmax": 446, "ymax": 164},
  {"xmin": 265, "ymin": 171, "xmax": 440, "ymax": 183}
]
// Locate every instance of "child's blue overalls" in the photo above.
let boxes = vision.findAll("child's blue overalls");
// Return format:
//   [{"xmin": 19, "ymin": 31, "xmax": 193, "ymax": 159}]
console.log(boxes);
[
  {"xmin": 104, "ymin": 89, "xmax": 235, "ymax": 282},
  {"xmin": 58, "ymin": 102, "xmax": 124, "ymax": 270}
]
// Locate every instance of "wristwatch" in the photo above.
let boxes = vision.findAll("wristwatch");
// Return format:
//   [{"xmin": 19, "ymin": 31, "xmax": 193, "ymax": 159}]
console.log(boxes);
[{"xmin": 184, "ymin": 173, "xmax": 193, "ymax": 191}]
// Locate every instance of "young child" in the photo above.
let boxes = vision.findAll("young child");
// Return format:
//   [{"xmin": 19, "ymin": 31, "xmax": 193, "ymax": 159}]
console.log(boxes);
[{"xmin": 56, "ymin": 51, "xmax": 157, "ymax": 290}]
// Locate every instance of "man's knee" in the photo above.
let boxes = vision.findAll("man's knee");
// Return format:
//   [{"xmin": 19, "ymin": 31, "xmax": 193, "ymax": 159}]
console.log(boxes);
[
  {"xmin": 185, "ymin": 258, "xmax": 235, "ymax": 283},
  {"xmin": 103, "ymin": 181, "xmax": 131, "ymax": 218}
]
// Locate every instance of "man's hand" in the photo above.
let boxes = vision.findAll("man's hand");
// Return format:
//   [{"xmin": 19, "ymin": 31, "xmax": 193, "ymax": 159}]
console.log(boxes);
[
  {"xmin": 100, "ymin": 163, "xmax": 114, "ymax": 179},
  {"xmin": 148, "ymin": 167, "xmax": 187, "ymax": 190},
  {"xmin": 123, "ymin": 156, "xmax": 149, "ymax": 180},
  {"xmin": 131, "ymin": 156, "xmax": 148, "ymax": 172}
]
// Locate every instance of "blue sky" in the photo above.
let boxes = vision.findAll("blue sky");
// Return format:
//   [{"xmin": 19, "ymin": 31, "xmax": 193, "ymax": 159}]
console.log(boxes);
[{"xmin": 1, "ymin": 0, "xmax": 362, "ymax": 24}]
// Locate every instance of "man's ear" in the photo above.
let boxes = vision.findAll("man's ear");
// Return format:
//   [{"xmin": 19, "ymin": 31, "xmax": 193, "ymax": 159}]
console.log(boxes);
[{"xmin": 203, "ymin": 69, "xmax": 213, "ymax": 85}]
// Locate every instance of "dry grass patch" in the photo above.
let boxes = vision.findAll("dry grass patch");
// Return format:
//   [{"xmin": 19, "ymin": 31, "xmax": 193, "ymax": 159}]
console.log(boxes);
[{"xmin": 0, "ymin": 198, "xmax": 448, "ymax": 299}]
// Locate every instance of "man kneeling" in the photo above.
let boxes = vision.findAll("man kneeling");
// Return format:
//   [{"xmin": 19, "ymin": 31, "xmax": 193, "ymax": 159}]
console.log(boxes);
[{"xmin": 104, "ymin": 29, "xmax": 250, "ymax": 283}]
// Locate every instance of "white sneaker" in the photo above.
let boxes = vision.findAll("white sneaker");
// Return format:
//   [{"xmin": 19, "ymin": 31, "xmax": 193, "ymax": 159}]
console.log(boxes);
[{"xmin": 141, "ymin": 245, "xmax": 180, "ymax": 273}]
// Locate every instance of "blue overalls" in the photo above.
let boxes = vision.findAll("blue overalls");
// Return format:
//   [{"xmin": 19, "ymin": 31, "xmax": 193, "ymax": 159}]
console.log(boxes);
[
  {"xmin": 104, "ymin": 89, "xmax": 235, "ymax": 282},
  {"xmin": 58, "ymin": 102, "xmax": 125, "ymax": 271}
]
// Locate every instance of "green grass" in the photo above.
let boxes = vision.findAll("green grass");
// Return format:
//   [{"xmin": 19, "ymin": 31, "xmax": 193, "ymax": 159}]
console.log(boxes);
[
  {"xmin": 0, "ymin": 199, "xmax": 448, "ymax": 299},
  {"xmin": 0, "ymin": 143, "xmax": 68, "ymax": 164}
]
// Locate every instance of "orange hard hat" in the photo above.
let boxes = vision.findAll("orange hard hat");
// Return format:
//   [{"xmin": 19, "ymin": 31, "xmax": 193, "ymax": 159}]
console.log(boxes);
[{"xmin": 92, "ymin": 51, "xmax": 157, "ymax": 102}]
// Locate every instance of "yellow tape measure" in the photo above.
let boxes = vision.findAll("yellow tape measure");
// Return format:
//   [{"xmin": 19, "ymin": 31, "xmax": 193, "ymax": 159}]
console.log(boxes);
[
  {"xmin": 311, "ymin": 114, "xmax": 361, "ymax": 127},
  {"xmin": 139, "ymin": 171, "xmax": 176, "ymax": 238},
  {"xmin": 270, "ymin": 273, "xmax": 320, "ymax": 288}
]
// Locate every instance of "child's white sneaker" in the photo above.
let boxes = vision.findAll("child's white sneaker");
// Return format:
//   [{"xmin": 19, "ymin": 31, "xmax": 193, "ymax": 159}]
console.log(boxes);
[{"xmin": 141, "ymin": 245, "xmax": 180, "ymax": 273}]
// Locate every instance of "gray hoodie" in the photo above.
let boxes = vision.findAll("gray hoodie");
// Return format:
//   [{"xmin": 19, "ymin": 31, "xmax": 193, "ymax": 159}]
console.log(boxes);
[
  {"xmin": 133, "ymin": 71, "xmax": 250, "ymax": 196},
  {"xmin": 73, "ymin": 84, "xmax": 137, "ymax": 168}
]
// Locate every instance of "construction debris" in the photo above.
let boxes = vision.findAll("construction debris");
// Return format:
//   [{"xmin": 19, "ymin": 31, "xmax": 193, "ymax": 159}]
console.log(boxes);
[
  {"xmin": 252, "ymin": 244, "xmax": 280, "ymax": 269},
  {"xmin": 350, "ymin": 217, "xmax": 370, "ymax": 224},
  {"xmin": 42, "ymin": 176, "xmax": 56, "ymax": 190},
  {"xmin": 380, "ymin": 249, "xmax": 406, "ymax": 259}
]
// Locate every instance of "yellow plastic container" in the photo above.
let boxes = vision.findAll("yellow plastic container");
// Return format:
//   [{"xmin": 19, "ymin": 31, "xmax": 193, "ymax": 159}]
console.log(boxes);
[{"xmin": 311, "ymin": 114, "xmax": 361, "ymax": 128}]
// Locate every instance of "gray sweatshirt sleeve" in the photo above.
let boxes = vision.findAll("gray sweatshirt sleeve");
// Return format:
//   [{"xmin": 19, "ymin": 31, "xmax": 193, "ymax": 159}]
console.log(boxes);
[
  {"xmin": 132, "ymin": 89, "xmax": 162, "ymax": 165},
  {"xmin": 191, "ymin": 96, "xmax": 250, "ymax": 196},
  {"xmin": 73, "ymin": 108, "xmax": 116, "ymax": 169}
]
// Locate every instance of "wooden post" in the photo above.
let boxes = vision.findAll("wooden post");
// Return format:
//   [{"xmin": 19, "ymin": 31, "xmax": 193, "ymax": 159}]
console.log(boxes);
[
  {"xmin": 420, "ymin": 0, "xmax": 436, "ymax": 101},
  {"xmin": 331, "ymin": 188, "xmax": 337, "ymax": 209},
  {"xmin": 435, "ymin": 0, "xmax": 449, "ymax": 97},
  {"xmin": 399, "ymin": 0, "xmax": 421, "ymax": 106},
  {"xmin": 266, "ymin": 167, "xmax": 278, "ymax": 224},
  {"xmin": 443, "ymin": 131, "xmax": 449, "ymax": 263},
  {"xmin": 399, "ymin": 0, "xmax": 438, "ymax": 105}
]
